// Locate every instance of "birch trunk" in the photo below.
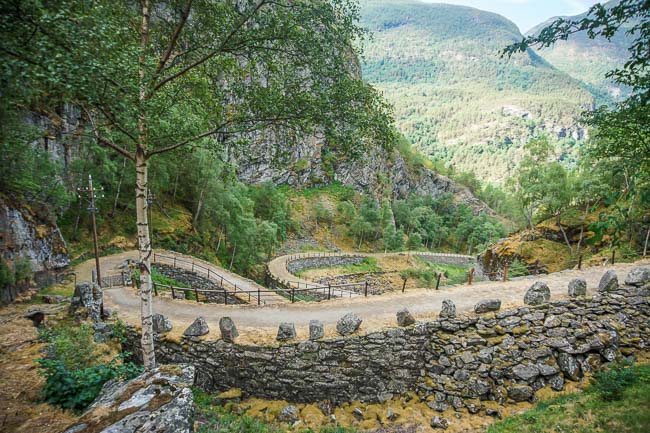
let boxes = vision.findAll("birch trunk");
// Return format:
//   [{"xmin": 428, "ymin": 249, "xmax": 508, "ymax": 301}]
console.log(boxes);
[{"xmin": 137, "ymin": 0, "xmax": 155, "ymax": 370}]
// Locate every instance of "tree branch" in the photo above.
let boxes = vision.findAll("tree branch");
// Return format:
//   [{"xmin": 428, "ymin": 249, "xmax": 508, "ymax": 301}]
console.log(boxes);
[
  {"xmin": 154, "ymin": 0, "xmax": 193, "ymax": 75},
  {"xmin": 82, "ymin": 106, "xmax": 135, "ymax": 161}
]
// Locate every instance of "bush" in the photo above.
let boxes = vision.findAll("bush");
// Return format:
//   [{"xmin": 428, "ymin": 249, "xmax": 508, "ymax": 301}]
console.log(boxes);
[
  {"xmin": 590, "ymin": 361, "xmax": 646, "ymax": 401},
  {"xmin": 507, "ymin": 259, "xmax": 529, "ymax": 278},
  {"xmin": 37, "ymin": 323, "xmax": 142, "ymax": 411}
]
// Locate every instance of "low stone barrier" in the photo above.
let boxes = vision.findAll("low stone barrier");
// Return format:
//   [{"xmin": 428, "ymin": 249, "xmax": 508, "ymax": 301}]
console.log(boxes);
[{"xmin": 125, "ymin": 277, "xmax": 650, "ymax": 414}]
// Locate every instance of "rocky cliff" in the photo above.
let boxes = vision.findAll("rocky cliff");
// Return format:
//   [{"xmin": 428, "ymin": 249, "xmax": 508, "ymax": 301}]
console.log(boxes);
[
  {"xmin": 231, "ymin": 132, "xmax": 493, "ymax": 214},
  {"xmin": 0, "ymin": 195, "xmax": 69, "ymax": 274}
]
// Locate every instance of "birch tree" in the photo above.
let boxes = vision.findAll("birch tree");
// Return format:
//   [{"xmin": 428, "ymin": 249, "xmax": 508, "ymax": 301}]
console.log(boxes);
[{"xmin": 1, "ymin": 0, "xmax": 395, "ymax": 369}]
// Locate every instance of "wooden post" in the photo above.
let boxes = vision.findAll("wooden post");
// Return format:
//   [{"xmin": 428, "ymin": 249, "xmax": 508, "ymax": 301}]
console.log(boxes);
[
  {"xmin": 171, "ymin": 285, "xmax": 175, "ymax": 299},
  {"xmin": 468, "ymin": 268, "xmax": 475, "ymax": 285},
  {"xmin": 258, "ymin": 286, "xmax": 261, "ymax": 306},
  {"xmin": 153, "ymin": 283, "xmax": 158, "ymax": 296},
  {"xmin": 174, "ymin": 256, "xmax": 176, "ymax": 267},
  {"xmin": 291, "ymin": 287, "xmax": 295, "ymax": 303},
  {"xmin": 402, "ymin": 278, "xmax": 407, "ymax": 293},
  {"xmin": 503, "ymin": 263, "xmax": 509, "ymax": 282},
  {"xmin": 578, "ymin": 254, "xmax": 583, "ymax": 270},
  {"xmin": 195, "ymin": 287, "xmax": 199, "ymax": 302},
  {"xmin": 364, "ymin": 280, "xmax": 368, "ymax": 297},
  {"xmin": 224, "ymin": 290, "xmax": 228, "ymax": 305},
  {"xmin": 207, "ymin": 268, "xmax": 210, "ymax": 279},
  {"xmin": 611, "ymin": 249, "xmax": 616, "ymax": 265},
  {"xmin": 435, "ymin": 273, "xmax": 442, "ymax": 290},
  {"xmin": 328, "ymin": 283, "xmax": 331, "ymax": 300},
  {"xmin": 192, "ymin": 262, "xmax": 194, "ymax": 272}
]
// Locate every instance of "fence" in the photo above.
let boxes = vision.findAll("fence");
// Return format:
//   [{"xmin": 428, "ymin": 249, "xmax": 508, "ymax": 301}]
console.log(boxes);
[{"xmin": 99, "ymin": 272, "xmax": 129, "ymax": 288}]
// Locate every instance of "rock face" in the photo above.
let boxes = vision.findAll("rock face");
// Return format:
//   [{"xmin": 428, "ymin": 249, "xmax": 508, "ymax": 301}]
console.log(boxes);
[
  {"xmin": 309, "ymin": 320, "xmax": 325, "ymax": 340},
  {"xmin": 336, "ymin": 313, "xmax": 363, "ymax": 336},
  {"xmin": 277, "ymin": 322, "xmax": 297, "ymax": 341},
  {"xmin": 183, "ymin": 317, "xmax": 209, "ymax": 337},
  {"xmin": 568, "ymin": 278, "xmax": 587, "ymax": 296},
  {"xmin": 524, "ymin": 282, "xmax": 551, "ymax": 305},
  {"xmin": 62, "ymin": 365, "xmax": 195, "ymax": 433},
  {"xmin": 278, "ymin": 405, "xmax": 299, "ymax": 423},
  {"xmin": 69, "ymin": 282, "xmax": 103, "ymax": 322},
  {"xmin": 219, "ymin": 317, "xmax": 239, "ymax": 343},
  {"xmin": 625, "ymin": 267, "xmax": 650, "ymax": 287},
  {"xmin": 440, "ymin": 299, "xmax": 456, "ymax": 318},
  {"xmin": 474, "ymin": 299, "xmax": 501, "ymax": 314},
  {"xmin": 0, "ymin": 196, "xmax": 69, "ymax": 302},
  {"xmin": 598, "ymin": 270, "xmax": 619, "ymax": 292},
  {"xmin": 396, "ymin": 308, "xmax": 415, "ymax": 327},
  {"xmin": 152, "ymin": 313, "xmax": 173, "ymax": 334}
]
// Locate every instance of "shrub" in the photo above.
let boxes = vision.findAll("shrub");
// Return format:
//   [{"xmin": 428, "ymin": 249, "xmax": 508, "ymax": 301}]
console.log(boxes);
[
  {"xmin": 508, "ymin": 259, "xmax": 529, "ymax": 278},
  {"xmin": 14, "ymin": 256, "xmax": 33, "ymax": 282},
  {"xmin": 37, "ymin": 323, "xmax": 142, "ymax": 411},
  {"xmin": 590, "ymin": 361, "xmax": 644, "ymax": 401}
]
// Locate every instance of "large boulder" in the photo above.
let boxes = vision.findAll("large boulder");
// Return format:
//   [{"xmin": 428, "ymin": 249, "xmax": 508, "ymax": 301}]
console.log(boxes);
[
  {"xmin": 598, "ymin": 270, "xmax": 618, "ymax": 292},
  {"xmin": 69, "ymin": 282, "xmax": 103, "ymax": 322},
  {"xmin": 183, "ymin": 317, "xmax": 209, "ymax": 337},
  {"xmin": 152, "ymin": 313, "xmax": 172, "ymax": 334},
  {"xmin": 440, "ymin": 299, "xmax": 456, "ymax": 318},
  {"xmin": 524, "ymin": 282, "xmax": 551, "ymax": 306},
  {"xmin": 309, "ymin": 319, "xmax": 324, "ymax": 340},
  {"xmin": 396, "ymin": 308, "xmax": 415, "ymax": 327},
  {"xmin": 336, "ymin": 313, "xmax": 362, "ymax": 336},
  {"xmin": 568, "ymin": 278, "xmax": 587, "ymax": 296},
  {"xmin": 474, "ymin": 299, "xmax": 501, "ymax": 314},
  {"xmin": 625, "ymin": 267, "xmax": 650, "ymax": 287},
  {"xmin": 219, "ymin": 317, "xmax": 239, "ymax": 343},
  {"xmin": 62, "ymin": 365, "xmax": 195, "ymax": 433},
  {"xmin": 277, "ymin": 322, "xmax": 296, "ymax": 341}
]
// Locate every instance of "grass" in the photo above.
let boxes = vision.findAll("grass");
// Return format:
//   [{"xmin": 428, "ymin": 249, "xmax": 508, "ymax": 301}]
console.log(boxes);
[
  {"xmin": 488, "ymin": 363, "xmax": 650, "ymax": 433},
  {"xmin": 193, "ymin": 389, "xmax": 357, "ymax": 433},
  {"xmin": 401, "ymin": 258, "xmax": 471, "ymax": 287},
  {"xmin": 294, "ymin": 258, "xmax": 381, "ymax": 277}
]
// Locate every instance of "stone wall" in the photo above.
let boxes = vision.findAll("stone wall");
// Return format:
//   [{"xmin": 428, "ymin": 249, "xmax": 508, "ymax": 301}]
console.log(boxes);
[
  {"xmin": 153, "ymin": 264, "xmax": 244, "ymax": 305},
  {"xmin": 126, "ymin": 283, "xmax": 649, "ymax": 412},
  {"xmin": 286, "ymin": 256, "xmax": 366, "ymax": 275}
]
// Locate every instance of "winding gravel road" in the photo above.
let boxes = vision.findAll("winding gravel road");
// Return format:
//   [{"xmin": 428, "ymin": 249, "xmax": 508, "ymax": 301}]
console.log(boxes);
[{"xmin": 82, "ymin": 250, "xmax": 649, "ymax": 343}]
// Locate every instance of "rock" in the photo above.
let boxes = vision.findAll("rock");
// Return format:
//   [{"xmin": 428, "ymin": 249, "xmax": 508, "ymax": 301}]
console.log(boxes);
[
  {"xmin": 430, "ymin": 416, "xmax": 449, "ymax": 429},
  {"xmin": 548, "ymin": 375, "xmax": 564, "ymax": 391},
  {"xmin": 43, "ymin": 294, "xmax": 67, "ymax": 304},
  {"xmin": 183, "ymin": 317, "xmax": 209, "ymax": 337},
  {"xmin": 62, "ymin": 365, "xmax": 195, "ymax": 433},
  {"xmin": 524, "ymin": 282, "xmax": 551, "ymax": 306},
  {"xmin": 69, "ymin": 281, "xmax": 103, "ymax": 322},
  {"xmin": 277, "ymin": 322, "xmax": 296, "ymax": 341},
  {"xmin": 598, "ymin": 270, "xmax": 618, "ymax": 292},
  {"xmin": 309, "ymin": 320, "xmax": 324, "ymax": 340},
  {"xmin": 508, "ymin": 385, "xmax": 533, "ymax": 402},
  {"xmin": 440, "ymin": 299, "xmax": 456, "ymax": 318},
  {"xmin": 219, "ymin": 317, "xmax": 239, "ymax": 343},
  {"xmin": 396, "ymin": 308, "xmax": 415, "ymax": 327},
  {"xmin": 387, "ymin": 407, "xmax": 399, "ymax": 421},
  {"xmin": 568, "ymin": 278, "xmax": 587, "ymax": 296},
  {"xmin": 278, "ymin": 405, "xmax": 299, "ymax": 423},
  {"xmin": 625, "ymin": 267, "xmax": 650, "ymax": 287},
  {"xmin": 23, "ymin": 310, "xmax": 47, "ymax": 327},
  {"xmin": 93, "ymin": 322, "xmax": 113, "ymax": 343},
  {"xmin": 336, "ymin": 313, "xmax": 362, "ymax": 336},
  {"xmin": 485, "ymin": 408, "xmax": 502, "ymax": 419},
  {"xmin": 474, "ymin": 299, "xmax": 501, "ymax": 314},
  {"xmin": 512, "ymin": 364, "xmax": 540, "ymax": 381},
  {"xmin": 152, "ymin": 313, "xmax": 172, "ymax": 334},
  {"xmin": 352, "ymin": 407, "xmax": 364, "ymax": 420},
  {"xmin": 557, "ymin": 353, "xmax": 580, "ymax": 381}
]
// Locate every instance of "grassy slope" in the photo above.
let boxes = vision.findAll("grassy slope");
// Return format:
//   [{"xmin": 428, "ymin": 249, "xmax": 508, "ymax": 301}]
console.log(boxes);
[{"xmin": 359, "ymin": 0, "xmax": 596, "ymax": 184}]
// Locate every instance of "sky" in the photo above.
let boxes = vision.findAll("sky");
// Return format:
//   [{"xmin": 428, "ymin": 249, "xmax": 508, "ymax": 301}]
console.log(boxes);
[{"xmin": 419, "ymin": 0, "xmax": 602, "ymax": 33}]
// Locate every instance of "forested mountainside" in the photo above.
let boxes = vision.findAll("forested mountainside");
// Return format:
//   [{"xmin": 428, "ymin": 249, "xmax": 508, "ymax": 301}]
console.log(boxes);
[
  {"xmin": 528, "ymin": 0, "xmax": 634, "ymax": 101},
  {"xmin": 359, "ymin": 0, "xmax": 605, "ymax": 184}
]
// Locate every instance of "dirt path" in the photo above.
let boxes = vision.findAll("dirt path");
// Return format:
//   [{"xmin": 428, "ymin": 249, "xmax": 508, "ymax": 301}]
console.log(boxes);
[{"xmin": 96, "ymin": 251, "xmax": 649, "ymax": 344}]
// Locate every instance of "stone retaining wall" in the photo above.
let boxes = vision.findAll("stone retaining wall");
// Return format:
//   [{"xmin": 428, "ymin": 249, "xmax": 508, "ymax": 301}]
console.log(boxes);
[
  {"xmin": 154, "ymin": 264, "xmax": 244, "ymax": 305},
  {"xmin": 126, "ymin": 285, "xmax": 649, "ymax": 412},
  {"xmin": 286, "ymin": 256, "xmax": 366, "ymax": 275}
]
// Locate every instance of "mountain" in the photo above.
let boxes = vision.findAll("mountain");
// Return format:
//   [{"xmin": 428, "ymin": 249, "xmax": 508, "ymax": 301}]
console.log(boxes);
[
  {"xmin": 527, "ymin": 0, "xmax": 633, "ymax": 101},
  {"xmin": 359, "ymin": 0, "xmax": 598, "ymax": 184}
]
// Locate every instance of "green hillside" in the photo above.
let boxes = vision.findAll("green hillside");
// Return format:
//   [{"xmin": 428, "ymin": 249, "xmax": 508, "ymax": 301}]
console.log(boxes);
[
  {"xmin": 359, "ymin": 0, "xmax": 596, "ymax": 184},
  {"xmin": 528, "ymin": 0, "xmax": 633, "ymax": 101}
]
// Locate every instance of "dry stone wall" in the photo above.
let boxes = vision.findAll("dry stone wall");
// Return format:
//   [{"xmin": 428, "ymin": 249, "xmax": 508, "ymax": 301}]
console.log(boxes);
[{"xmin": 126, "ymin": 283, "xmax": 649, "ymax": 412}]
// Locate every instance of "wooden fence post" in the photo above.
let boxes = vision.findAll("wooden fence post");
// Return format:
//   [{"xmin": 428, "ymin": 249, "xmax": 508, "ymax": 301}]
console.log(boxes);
[
  {"xmin": 468, "ymin": 268, "xmax": 475, "ymax": 285},
  {"xmin": 224, "ymin": 290, "xmax": 228, "ymax": 305},
  {"xmin": 611, "ymin": 249, "xmax": 616, "ymax": 265},
  {"xmin": 402, "ymin": 278, "xmax": 407, "ymax": 293},
  {"xmin": 328, "ymin": 283, "xmax": 331, "ymax": 300},
  {"xmin": 503, "ymin": 263, "xmax": 509, "ymax": 282},
  {"xmin": 364, "ymin": 280, "xmax": 368, "ymax": 297},
  {"xmin": 171, "ymin": 285, "xmax": 175, "ymax": 299},
  {"xmin": 258, "ymin": 286, "xmax": 261, "ymax": 306},
  {"xmin": 578, "ymin": 254, "xmax": 583, "ymax": 270},
  {"xmin": 195, "ymin": 287, "xmax": 199, "ymax": 302},
  {"xmin": 153, "ymin": 283, "xmax": 158, "ymax": 296},
  {"xmin": 291, "ymin": 287, "xmax": 295, "ymax": 303},
  {"xmin": 435, "ymin": 273, "xmax": 442, "ymax": 290}
]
